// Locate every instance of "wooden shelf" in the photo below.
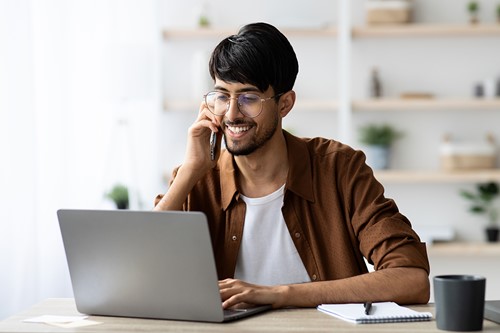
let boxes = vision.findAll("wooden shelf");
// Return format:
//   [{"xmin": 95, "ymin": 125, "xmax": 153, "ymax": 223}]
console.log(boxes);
[
  {"xmin": 353, "ymin": 24, "xmax": 500, "ymax": 38},
  {"xmin": 162, "ymin": 27, "xmax": 337, "ymax": 40},
  {"xmin": 428, "ymin": 242, "xmax": 500, "ymax": 257},
  {"xmin": 353, "ymin": 98, "xmax": 500, "ymax": 111},
  {"xmin": 163, "ymin": 24, "xmax": 500, "ymax": 40},
  {"xmin": 374, "ymin": 169, "xmax": 500, "ymax": 183},
  {"xmin": 163, "ymin": 99, "xmax": 338, "ymax": 112},
  {"xmin": 164, "ymin": 98, "xmax": 500, "ymax": 113}
]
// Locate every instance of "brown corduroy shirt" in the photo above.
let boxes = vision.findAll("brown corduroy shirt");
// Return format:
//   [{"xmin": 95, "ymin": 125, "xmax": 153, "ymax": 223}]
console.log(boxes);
[{"xmin": 155, "ymin": 131, "xmax": 430, "ymax": 282}]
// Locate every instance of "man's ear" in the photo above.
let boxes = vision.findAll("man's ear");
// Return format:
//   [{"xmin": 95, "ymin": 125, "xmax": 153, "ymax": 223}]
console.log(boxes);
[{"xmin": 278, "ymin": 90, "xmax": 296, "ymax": 118}]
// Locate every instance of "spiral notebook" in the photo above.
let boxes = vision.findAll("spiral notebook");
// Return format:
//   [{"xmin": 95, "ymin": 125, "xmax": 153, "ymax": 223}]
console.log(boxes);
[{"xmin": 318, "ymin": 302, "xmax": 433, "ymax": 324}]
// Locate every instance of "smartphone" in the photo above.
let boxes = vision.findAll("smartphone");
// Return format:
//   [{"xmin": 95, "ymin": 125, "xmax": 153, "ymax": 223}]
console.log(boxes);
[{"xmin": 210, "ymin": 131, "xmax": 217, "ymax": 160}]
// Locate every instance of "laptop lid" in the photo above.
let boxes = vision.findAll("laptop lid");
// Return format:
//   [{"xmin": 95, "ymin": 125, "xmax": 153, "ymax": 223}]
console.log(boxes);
[{"xmin": 57, "ymin": 209, "xmax": 270, "ymax": 323}]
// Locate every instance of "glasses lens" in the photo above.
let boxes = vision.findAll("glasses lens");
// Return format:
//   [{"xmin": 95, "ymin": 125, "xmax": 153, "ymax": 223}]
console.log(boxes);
[
  {"xmin": 205, "ymin": 91, "xmax": 229, "ymax": 116},
  {"xmin": 205, "ymin": 92, "xmax": 265, "ymax": 117},
  {"xmin": 238, "ymin": 94, "xmax": 262, "ymax": 117}
]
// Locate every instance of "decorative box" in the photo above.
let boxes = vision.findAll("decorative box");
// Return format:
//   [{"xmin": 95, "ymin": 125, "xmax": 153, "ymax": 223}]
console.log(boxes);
[
  {"xmin": 440, "ymin": 135, "xmax": 497, "ymax": 170},
  {"xmin": 365, "ymin": 0, "xmax": 412, "ymax": 25}
]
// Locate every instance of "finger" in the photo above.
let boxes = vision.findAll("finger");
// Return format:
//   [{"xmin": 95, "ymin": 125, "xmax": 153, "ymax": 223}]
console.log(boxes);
[
  {"xmin": 198, "ymin": 101, "xmax": 222, "ymax": 131},
  {"xmin": 222, "ymin": 291, "xmax": 248, "ymax": 309}
]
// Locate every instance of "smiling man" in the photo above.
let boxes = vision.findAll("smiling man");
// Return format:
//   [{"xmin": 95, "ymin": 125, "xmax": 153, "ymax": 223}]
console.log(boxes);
[{"xmin": 154, "ymin": 22, "xmax": 430, "ymax": 309}]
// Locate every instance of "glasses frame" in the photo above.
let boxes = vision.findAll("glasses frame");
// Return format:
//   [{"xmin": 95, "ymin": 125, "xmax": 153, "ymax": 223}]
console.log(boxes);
[{"xmin": 203, "ymin": 91, "xmax": 284, "ymax": 118}]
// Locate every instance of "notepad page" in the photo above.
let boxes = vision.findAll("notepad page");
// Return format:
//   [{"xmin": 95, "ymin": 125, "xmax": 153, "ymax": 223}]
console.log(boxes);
[{"xmin": 317, "ymin": 302, "xmax": 433, "ymax": 324}]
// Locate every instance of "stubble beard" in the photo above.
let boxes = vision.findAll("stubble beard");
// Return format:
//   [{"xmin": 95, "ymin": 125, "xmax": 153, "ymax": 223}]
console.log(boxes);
[{"xmin": 224, "ymin": 111, "xmax": 279, "ymax": 156}]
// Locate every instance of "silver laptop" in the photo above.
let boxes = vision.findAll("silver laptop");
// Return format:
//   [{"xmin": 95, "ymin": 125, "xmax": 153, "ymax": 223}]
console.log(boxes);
[{"xmin": 57, "ymin": 209, "xmax": 271, "ymax": 323}]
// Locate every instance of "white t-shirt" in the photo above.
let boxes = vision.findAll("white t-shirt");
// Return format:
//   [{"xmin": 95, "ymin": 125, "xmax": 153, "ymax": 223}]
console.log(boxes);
[{"xmin": 234, "ymin": 184, "xmax": 311, "ymax": 286}]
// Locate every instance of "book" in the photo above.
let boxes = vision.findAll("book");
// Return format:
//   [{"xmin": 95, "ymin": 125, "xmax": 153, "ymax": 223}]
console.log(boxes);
[{"xmin": 317, "ymin": 302, "xmax": 433, "ymax": 324}]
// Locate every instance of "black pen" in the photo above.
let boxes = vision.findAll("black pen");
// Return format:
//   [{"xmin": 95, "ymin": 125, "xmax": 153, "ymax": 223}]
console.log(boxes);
[{"xmin": 364, "ymin": 302, "xmax": 372, "ymax": 315}]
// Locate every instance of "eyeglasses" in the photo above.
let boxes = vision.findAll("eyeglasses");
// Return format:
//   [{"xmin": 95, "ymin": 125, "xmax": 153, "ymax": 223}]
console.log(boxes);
[{"xmin": 204, "ymin": 91, "xmax": 284, "ymax": 118}]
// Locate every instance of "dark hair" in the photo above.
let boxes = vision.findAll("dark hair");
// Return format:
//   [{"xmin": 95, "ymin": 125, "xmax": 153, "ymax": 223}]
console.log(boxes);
[{"xmin": 209, "ymin": 22, "xmax": 299, "ymax": 95}]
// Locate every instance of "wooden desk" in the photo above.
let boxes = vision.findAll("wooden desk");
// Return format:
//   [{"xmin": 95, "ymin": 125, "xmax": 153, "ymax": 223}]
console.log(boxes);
[{"xmin": 1, "ymin": 298, "xmax": 499, "ymax": 332}]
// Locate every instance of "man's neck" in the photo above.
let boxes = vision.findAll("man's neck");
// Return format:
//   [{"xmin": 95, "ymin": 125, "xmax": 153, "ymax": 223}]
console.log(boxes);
[{"xmin": 234, "ymin": 132, "xmax": 288, "ymax": 198}]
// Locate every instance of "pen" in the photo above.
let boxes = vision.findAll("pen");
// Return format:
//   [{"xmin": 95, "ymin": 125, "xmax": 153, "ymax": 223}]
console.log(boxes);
[{"xmin": 364, "ymin": 302, "xmax": 372, "ymax": 315}]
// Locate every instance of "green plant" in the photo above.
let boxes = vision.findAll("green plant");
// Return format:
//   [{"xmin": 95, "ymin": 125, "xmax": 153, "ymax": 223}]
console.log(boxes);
[
  {"xmin": 198, "ymin": 16, "xmax": 210, "ymax": 27},
  {"xmin": 460, "ymin": 182, "xmax": 499, "ymax": 227},
  {"xmin": 468, "ymin": 1, "xmax": 479, "ymax": 13},
  {"xmin": 359, "ymin": 124, "xmax": 403, "ymax": 147},
  {"xmin": 467, "ymin": 1, "xmax": 480, "ymax": 24},
  {"xmin": 105, "ymin": 184, "xmax": 129, "ymax": 209}
]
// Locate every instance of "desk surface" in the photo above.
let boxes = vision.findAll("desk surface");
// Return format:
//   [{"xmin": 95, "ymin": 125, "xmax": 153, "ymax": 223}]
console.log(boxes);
[{"xmin": 1, "ymin": 298, "xmax": 499, "ymax": 332}]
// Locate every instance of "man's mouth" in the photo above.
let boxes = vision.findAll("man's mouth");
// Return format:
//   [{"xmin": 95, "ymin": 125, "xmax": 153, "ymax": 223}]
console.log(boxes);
[{"xmin": 226, "ymin": 125, "xmax": 252, "ymax": 134}]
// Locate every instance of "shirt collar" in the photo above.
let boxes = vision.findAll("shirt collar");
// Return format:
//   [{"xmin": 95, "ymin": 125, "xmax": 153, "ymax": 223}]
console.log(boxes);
[{"xmin": 219, "ymin": 130, "xmax": 315, "ymax": 211}]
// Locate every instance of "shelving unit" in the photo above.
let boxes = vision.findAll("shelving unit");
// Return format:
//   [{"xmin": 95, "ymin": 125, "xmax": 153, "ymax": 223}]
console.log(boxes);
[
  {"xmin": 352, "ymin": 23, "xmax": 500, "ymax": 38},
  {"xmin": 162, "ymin": 22, "xmax": 500, "ymax": 184},
  {"xmin": 427, "ymin": 242, "xmax": 500, "ymax": 257},
  {"xmin": 375, "ymin": 169, "xmax": 500, "ymax": 184},
  {"xmin": 162, "ymin": 27, "xmax": 337, "ymax": 40},
  {"xmin": 162, "ymin": 23, "xmax": 500, "ymax": 112},
  {"xmin": 353, "ymin": 98, "xmax": 500, "ymax": 111},
  {"xmin": 162, "ymin": 24, "xmax": 500, "ymax": 40}
]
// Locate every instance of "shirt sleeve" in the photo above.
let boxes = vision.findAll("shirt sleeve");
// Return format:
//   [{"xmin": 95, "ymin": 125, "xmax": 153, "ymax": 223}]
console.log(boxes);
[{"xmin": 345, "ymin": 150, "xmax": 430, "ymax": 274}]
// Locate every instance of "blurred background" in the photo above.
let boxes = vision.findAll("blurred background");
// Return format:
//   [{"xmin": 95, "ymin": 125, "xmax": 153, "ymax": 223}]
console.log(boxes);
[{"xmin": 1, "ymin": 0, "xmax": 500, "ymax": 319}]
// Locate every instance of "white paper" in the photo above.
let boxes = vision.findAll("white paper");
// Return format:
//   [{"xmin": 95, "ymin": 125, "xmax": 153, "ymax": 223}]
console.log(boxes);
[{"xmin": 23, "ymin": 315, "xmax": 102, "ymax": 328}]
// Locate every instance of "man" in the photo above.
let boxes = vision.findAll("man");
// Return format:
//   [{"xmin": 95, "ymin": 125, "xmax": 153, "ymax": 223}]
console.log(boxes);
[{"xmin": 154, "ymin": 22, "xmax": 430, "ymax": 309}]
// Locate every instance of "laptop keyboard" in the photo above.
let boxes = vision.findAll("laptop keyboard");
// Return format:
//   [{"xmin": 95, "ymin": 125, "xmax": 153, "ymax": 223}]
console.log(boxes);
[{"xmin": 224, "ymin": 308, "xmax": 248, "ymax": 316}]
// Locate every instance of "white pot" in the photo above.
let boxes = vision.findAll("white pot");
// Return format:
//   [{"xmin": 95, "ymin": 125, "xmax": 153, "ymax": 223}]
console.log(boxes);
[{"xmin": 364, "ymin": 145, "xmax": 390, "ymax": 170}]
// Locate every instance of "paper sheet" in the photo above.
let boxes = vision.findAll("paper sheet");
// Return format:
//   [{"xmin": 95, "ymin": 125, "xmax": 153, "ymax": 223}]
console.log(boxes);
[{"xmin": 23, "ymin": 315, "xmax": 102, "ymax": 328}]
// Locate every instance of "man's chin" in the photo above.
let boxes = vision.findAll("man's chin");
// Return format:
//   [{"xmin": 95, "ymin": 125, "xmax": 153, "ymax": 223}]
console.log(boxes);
[{"xmin": 226, "ymin": 141, "xmax": 260, "ymax": 156}]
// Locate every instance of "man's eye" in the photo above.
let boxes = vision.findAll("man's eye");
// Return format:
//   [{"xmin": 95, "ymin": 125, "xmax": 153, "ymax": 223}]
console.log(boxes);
[
  {"xmin": 240, "ymin": 94, "xmax": 259, "ymax": 104},
  {"xmin": 216, "ymin": 94, "xmax": 229, "ymax": 102}
]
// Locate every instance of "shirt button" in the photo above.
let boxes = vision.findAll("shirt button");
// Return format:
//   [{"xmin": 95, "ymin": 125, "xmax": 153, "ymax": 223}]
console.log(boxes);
[
  {"xmin": 294, "ymin": 232, "xmax": 301, "ymax": 238},
  {"xmin": 312, "ymin": 274, "xmax": 317, "ymax": 281},
  {"xmin": 231, "ymin": 235, "xmax": 237, "ymax": 241}
]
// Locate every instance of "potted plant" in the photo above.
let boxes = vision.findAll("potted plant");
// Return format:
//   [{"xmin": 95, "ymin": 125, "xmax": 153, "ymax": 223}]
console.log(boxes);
[
  {"xmin": 467, "ymin": 1, "xmax": 479, "ymax": 24},
  {"xmin": 460, "ymin": 181, "xmax": 500, "ymax": 242},
  {"xmin": 359, "ymin": 123, "xmax": 403, "ymax": 169},
  {"xmin": 497, "ymin": 4, "xmax": 500, "ymax": 23},
  {"xmin": 105, "ymin": 184, "xmax": 129, "ymax": 210}
]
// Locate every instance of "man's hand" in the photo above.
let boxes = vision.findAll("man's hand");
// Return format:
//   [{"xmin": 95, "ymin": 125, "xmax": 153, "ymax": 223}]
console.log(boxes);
[
  {"xmin": 153, "ymin": 102, "xmax": 221, "ymax": 211},
  {"xmin": 182, "ymin": 102, "xmax": 221, "ymax": 173},
  {"xmin": 218, "ymin": 279, "xmax": 287, "ymax": 309},
  {"xmin": 218, "ymin": 268, "xmax": 429, "ymax": 309}
]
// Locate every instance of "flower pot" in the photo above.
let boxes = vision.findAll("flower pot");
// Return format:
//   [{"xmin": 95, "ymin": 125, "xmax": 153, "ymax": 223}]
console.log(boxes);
[
  {"xmin": 485, "ymin": 227, "xmax": 499, "ymax": 242},
  {"xmin": 364, "ymin": 145, "xmax": 390, "ymax": 170}
]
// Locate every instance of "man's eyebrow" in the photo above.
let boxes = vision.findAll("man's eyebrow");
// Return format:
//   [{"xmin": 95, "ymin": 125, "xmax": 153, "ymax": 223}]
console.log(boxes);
[{"xmin": 213, "ymin": 85, "xmax": 261, "ymax": 93}]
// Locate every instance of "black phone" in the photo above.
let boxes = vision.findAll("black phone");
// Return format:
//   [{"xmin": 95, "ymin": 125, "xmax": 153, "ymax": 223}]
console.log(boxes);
[{"xmin": 210, "ymin": 131, "xmax": 217, "ymax": 160}]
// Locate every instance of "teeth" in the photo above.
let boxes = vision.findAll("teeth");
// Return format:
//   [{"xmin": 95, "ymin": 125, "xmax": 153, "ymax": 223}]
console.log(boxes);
[{"xmin": 227, "ymin": 126, "xmax": 251, "ymax": 134}]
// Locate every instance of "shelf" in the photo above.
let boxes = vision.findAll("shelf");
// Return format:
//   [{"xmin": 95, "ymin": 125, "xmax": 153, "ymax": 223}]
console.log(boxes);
[
  {"xmin": 353, "ymin": 98, "xmax": 500, "ymax": 111},
  {"xmin": 353, "ymin": 24, "xmax": 500, "ymax": 38},
  {"xmin": 427, "ymin": 242, "xmax": 500, "ymax": 257},
  {"xmin": 163, "ymin": 24, "xmax": 500, "ymax": 40},
  {"xmin": 374, "ymin": 169, "xmax": 500, "ymax": 183},
  {"xmin": 165, "ymin": 98, "xmax": 500, "ymax": 112},
  {"xmin": 163, "ymin": 99, "xmax": 338, "ymax": 112},
  {"xmin": 162, "ymin": 27, "xmax": 337, "ymax": 40}
]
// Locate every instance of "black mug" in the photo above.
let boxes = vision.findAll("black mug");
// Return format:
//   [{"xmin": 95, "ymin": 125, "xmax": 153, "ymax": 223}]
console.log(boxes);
[{"xmin": 433, "ymin": 275, "xmax": 486, "ymax": 331}]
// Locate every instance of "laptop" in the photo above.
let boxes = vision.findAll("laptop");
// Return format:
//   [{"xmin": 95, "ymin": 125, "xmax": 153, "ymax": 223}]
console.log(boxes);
[
  {"xmin": 485, "ymin": 300, "xmax": 500, "ymax": 324},
  {"xmin": 57, "ymin": 209, "xmax": 271, "ymax": 323}
]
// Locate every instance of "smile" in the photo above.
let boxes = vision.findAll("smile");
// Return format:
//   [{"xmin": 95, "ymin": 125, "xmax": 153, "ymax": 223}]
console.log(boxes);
[{"xmin": 226, "ymin": 125, "xmax": 252, "ymax": 134}]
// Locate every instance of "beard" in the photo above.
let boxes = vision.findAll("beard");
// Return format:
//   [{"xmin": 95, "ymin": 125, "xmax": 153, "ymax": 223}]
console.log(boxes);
[{"xmin": 223, "ymin": 111, "xmax": 279, "ymax": 156}]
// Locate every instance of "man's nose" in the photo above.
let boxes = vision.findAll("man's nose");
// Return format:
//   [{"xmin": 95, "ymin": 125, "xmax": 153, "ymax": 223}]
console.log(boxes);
[{"xmin": 225, "ymin": 98, "xmax": 242, "ymax": 122}]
